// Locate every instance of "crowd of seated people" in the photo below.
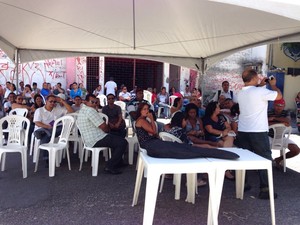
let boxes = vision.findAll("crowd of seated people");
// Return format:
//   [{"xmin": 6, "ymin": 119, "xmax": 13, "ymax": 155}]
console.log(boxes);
[{"xmin": 1, "ymin": 78, "xmax": 298, "ymax": 175}]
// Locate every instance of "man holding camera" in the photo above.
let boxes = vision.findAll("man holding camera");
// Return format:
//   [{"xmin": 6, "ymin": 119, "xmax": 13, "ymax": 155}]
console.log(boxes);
[{"xmin": 236, "ymin": 69, "xmax": 282, "ymax": 200}]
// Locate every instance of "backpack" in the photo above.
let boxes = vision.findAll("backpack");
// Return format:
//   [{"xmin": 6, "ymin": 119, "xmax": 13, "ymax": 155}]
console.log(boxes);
[{"xmin": 218, "ymin": 90, "xmax": 233, "ymax": 99}]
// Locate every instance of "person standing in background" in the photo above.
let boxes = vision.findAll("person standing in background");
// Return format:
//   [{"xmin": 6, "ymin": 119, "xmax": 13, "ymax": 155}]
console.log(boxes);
[
  {"xmin": 235, "ymin": 69, "xmax": 282, "ymax": 200},
  {"xmin": 211, "ymin": 80, "xmax": 236, "ymax": 102},
  {"xmin": 105, "ymin": 77, "xmax": 117, "ymax": 96}
]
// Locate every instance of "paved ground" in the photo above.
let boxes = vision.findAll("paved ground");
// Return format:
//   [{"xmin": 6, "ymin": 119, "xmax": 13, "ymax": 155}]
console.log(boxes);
[{"xmin": 0, "ymin": 119, "xmax": 300, "ymax": 225}]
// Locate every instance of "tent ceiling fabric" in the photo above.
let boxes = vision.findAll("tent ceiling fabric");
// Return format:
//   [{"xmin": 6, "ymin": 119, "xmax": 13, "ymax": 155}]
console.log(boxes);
[{"xmin": 1, "ymin": 0, "xmax": 300, "ymax": 70}]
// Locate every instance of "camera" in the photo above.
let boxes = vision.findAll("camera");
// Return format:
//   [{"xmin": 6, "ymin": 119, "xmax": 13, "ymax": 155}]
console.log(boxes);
[{"xmin": 265, "ymin": 75, "xmax": 275, "ymax": 83}]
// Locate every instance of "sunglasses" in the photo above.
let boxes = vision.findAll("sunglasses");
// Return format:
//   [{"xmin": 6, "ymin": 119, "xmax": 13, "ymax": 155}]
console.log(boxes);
[{"xmin": 90, "ymin": 100, "xmax": 97, "ymax": 104}]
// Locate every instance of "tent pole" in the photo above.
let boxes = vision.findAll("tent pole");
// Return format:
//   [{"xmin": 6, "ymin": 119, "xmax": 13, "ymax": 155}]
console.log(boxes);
[
  {"xmin": 196, "ymin": 58, "xmax": 206, "ymax": 104},
  {"xmin": 14, "ymin": 48, "xmax": 19, "ymax": 92},
  {"xmin": 133, "ymin": 58, "xmax": 136, "ymax": 87},
  {"xmin": 132, "ymin": 0, "xmax": 136, "ymax": 50}
]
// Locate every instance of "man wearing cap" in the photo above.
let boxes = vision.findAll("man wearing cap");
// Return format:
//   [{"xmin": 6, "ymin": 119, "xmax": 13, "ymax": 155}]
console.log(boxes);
[
  {"xmin": 236, "ymin": 69, "xmax": 282, "ymax": 200},
  {"xmin": 268, "ymin": 98, "xmax": 300, "ymax": 168}
]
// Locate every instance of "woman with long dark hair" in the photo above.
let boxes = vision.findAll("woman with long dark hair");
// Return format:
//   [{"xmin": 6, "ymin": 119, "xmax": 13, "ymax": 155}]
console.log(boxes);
[
  {"xmin": 203, "ymin": 101, "xmax": 235, "ymax": 180},
  {"xmin": 203, "ymin": 101, "xmax": 234, "ymax": 147},
  {"xmin": 185, "ymin": 103, "xmax": 219, "ymax": 148},
  {"xmin": 135, "ymin": 102, "xmax": 239, "ymax": 160}
]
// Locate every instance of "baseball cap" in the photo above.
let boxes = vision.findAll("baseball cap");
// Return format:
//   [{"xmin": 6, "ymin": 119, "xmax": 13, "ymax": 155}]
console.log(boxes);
[
  {"xmin": 274, "ymin": 98, "xmax": 285, "ymax": 106},
  {"xmin": 57, "ymin": 93, "xmax": 66, "ymax": 100}
]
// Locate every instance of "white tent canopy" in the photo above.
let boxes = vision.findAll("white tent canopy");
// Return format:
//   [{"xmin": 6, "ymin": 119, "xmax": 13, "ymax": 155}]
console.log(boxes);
[{"xmin": 1, "ymin": 0, "xmax": 300, "ymax": 71}]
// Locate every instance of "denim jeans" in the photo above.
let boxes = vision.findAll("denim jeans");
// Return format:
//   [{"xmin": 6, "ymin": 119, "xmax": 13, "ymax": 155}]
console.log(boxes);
[
  {"xmin": 158, "ymin": 102, "xmax": 170, "ymax": 117},
  {"xmin": 236, "ymin": 131, "xmax": 272, "ymax": 189},
  {"xmin": 35, "ymin": 126, "xmax": 63, "ymax": 159},
  {"xmin": 93, "ymin": 134, "xmax": 127, "ymax": 169}
]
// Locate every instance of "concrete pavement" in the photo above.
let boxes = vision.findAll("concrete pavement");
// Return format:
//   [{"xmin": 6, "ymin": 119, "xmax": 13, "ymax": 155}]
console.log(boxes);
[{"xmin": 0, "ymin": 120, "xmax": 300, "ymax": 224}]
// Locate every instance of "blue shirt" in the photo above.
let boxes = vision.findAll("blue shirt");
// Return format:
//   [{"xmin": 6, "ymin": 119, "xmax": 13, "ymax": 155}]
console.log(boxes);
[{"xmin": 70, "ymin": 89, "xmax": 82, "ymax": 99}]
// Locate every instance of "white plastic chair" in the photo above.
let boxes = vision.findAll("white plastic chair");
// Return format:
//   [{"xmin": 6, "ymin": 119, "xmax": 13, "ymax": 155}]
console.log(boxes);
[
  {"xmin": 0, "ymin": 115, "xmax": 30, "ymax": 178},
  {"xmin": 169, "ymin": 95, "xmax": 178, "ymax": 108},
  {"xmin": 143, "ymin": 90, "xmax": 152, "ymax": 103},
  {"xmin": 269, "ymin": 124, "xmax": 292, "ymax": 172},
  {"xmin": 3, "ymin": 108, "xmax": 29, "ymax": 135},
  {"xmin": 97, "ymin": 94, "xmax": 107, "ymax": 107},
  {"xmin": 114, "ymin": 100, "xmax": 127, "ymax": 119},
  {"xmin": 157, "ymin": 95, "xmax": 175, "ymax": 118},
  {"xmin": 9, "ymin": 108, "xmax": 28, "ymax": 117},
  {"xmin": 125, "ymin": 120, "xmax": 139, "ymax": 165},
  {"xmin": 159, "ymin": 131, "xmax": 182, "ymax": 143},
  {"xmin": 34, "ymin": 115, "xmax": 75, "ymax": 177},
  {"xmin": 78, "ymin": 113, "xmax": 110, "ymax": 176},
  {"xmin": 30, "ymin": 132, "xmax": 40, "ymax": 163},
  {"xmin": 67, "ymin": 112, "xmax": 82, "ymax": 155}
]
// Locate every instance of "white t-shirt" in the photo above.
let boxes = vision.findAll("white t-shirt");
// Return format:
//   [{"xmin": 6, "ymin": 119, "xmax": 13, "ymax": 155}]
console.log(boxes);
[
  {"xmin": 212, "ymin": 89, "xmax": 237, "ymax": 102},
  {"xmin": 237, "ymin": 86, "xmax": 277, "ymax": 132},
  {"xmin": 33, "ymin": 105, "xmax": 68, "ymax": 130},
  {"xmin": 104, "ymin": 81, "xmax": 117, "ymax": 95},
  {"xmin": 4, "ymin": 89, "xmax": 12, "ymax": 99},
  {"xmin": 119, "ymin": 91, "xmax": 131, "ymax": 99}
]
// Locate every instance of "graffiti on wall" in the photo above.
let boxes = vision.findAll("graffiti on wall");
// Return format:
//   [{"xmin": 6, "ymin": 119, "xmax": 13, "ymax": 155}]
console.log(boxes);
[
  {"xmin": 76, "ymin": 57, "xmax": 86, "ymax": 85},
  {"xmin": 0, "ymin": 49, "xmax": 15, "ymax": 85},
  {"xmin": 0, "ymin": 49, "xmax": 68, "ymax": 88}
]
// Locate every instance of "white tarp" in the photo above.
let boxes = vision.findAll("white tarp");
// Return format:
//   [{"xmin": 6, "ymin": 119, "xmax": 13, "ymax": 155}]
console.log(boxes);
[{"xmin": 0, "ymin": 0, "xmax": 300, "ymax": 70}]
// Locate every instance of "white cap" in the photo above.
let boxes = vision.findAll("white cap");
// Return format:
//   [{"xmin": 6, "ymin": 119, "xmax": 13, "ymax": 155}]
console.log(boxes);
[{"xmin": 57, "ymin": 93, "xmax": 66, "ymax": 100}]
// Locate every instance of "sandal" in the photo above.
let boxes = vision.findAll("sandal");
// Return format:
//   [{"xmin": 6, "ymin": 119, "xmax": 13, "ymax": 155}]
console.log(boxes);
[
  {"xmin": 274, "ymin": 159, "xmax": 283, "ymax": 171},
  {"xmin": 197, "ymin": 179, "xmax": 207, "ymax": 187},
  {"xmin": 225, "ymin": 170, "xmax": 235, "ymax": 181}
]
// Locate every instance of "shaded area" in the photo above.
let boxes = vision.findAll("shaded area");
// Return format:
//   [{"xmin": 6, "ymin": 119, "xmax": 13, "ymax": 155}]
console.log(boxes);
[{"xmin": 1, "ymin": 147, "xmax": 300, "ymax": 225}]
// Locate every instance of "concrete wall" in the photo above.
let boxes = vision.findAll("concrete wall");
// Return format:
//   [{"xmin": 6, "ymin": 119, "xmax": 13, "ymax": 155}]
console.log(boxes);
[{"xmin": 202, "ymin": 45, "xmax": 267, "ymax": 103}]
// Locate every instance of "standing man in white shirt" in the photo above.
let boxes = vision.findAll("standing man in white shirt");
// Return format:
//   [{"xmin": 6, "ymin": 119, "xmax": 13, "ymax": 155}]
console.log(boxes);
[
  {"xmin": 104, "ymin": 77, "xmax": 117, "ymax": 96},
  {"xmin": 211, "ymin": 80, "xmax": 236, "ymax": 102},
  {"xmin": 236, "ymin": 69, "xmax": 282, "ymax": 200}
]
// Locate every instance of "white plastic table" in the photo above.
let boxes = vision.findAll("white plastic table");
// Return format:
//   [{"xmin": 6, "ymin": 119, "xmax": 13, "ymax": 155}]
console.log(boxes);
[
  {"xmin": 132, "ymin": 149, "xmax": 218, "ymax": 225},
  {"xmin": 207, "ymin": 148, "xmax": 276, "ymax": 225},
  {"xmin": 133, "ymin": 148, "xmax": 276, "ymax": 225}
]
